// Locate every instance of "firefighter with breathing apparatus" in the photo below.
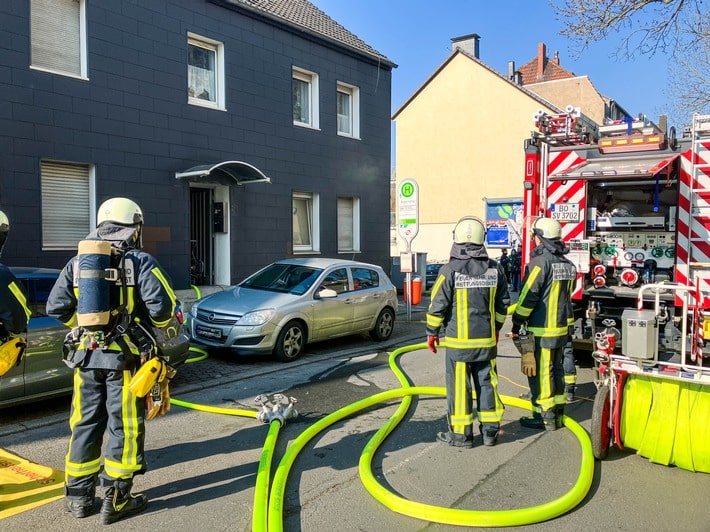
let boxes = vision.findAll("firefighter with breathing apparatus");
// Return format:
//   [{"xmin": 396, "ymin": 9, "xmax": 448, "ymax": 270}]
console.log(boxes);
[
  {"xmin": 0, "ymin": 209, "xmax": 31, "ymax": 377},
  {"xmin": 47, "ymin": 197, "xmax": 187, "ymax": 525},
  {"xmin": 511, "ymin": 217, "xmax": 576, "ymax": 430}
]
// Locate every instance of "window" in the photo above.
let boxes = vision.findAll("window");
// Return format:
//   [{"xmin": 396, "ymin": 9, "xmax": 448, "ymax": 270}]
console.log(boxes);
[
  {"xmin": 321, "ymin": 268, "xmax": 348, "ymax": 294},
  {"xmin": 41, "ymin": 161, "xmax": 93, "ymax": 250},
  {"xmin": 293, "ymin": 67, "xmax": 319, "ymax": 129},
  {"xmin": 30, "ymin": 0, "xmax": 87, "ymax": 78},
  {"xmin": 351, "ymin": 267, "xmax": 379, "ymax": 291},
  {"xmin": 337, "ymin": 196, "xmax": 360, "ymax": 253},
  {"xmin": 292, "ymin": 192, "xmax": 320, "ymax": 253},
  {"xmin": 336, "ymin": 82, "xmax": 360, "ymax": 138},
  {"xmin": 188, "ymin": 34, "xmax": 225, "ymax": 109}
]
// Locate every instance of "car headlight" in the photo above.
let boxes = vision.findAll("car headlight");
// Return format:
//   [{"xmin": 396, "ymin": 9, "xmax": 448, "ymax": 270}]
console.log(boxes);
[
  {"xmin": 237, "ymin": 309, "xmax": 276, "ymax": 326},
  {"xmin": 189, "ymin": 304, "xmax": 198, "ymax": 317}
]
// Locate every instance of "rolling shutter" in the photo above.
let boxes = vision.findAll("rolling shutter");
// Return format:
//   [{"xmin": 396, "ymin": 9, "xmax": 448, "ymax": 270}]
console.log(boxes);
[{"xmin": 41, "ymin": 161, "xmax": 90, "ymax": 249}]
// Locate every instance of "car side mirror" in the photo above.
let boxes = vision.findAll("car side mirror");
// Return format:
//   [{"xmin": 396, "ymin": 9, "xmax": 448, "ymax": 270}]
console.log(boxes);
[{"xmin": 316, "ymin": 288, "xmax": 338, "ymax": 299}]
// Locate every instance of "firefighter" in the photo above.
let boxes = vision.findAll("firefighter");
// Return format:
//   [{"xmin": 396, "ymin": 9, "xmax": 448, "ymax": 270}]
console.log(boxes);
[
  {"xmin": 0, "ymin": 210, "xmax": 31, "ymax": 375},
  {"xmin": 426, "ymin": 216, "xmax": 510, "ymax": 447},
  {"xmin": 511, "ymin": 217, "xmax": 576, "ymax": 430},
  {"xmin": 47, "ymin": 197, "xmax": 178, "ymax": 525}
]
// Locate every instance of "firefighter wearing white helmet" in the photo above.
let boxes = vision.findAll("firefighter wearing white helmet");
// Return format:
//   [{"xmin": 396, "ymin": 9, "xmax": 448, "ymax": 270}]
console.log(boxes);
[
  {"xmin": 511, "ymin": 216, "xmax": 576, "ymax": 431},
  {"xmin": 47, "ymin": 197, "xmax": 185, "ymax": 524},
  {"xmin": 0, "ymin": 209, "xmax": 31, "ymax": 376},
  {"xmin": 426, "ymin": 216, "xmax": 510, "ymax": 447}
]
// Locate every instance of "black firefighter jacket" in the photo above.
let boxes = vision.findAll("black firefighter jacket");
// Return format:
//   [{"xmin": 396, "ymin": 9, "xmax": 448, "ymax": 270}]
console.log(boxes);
[
  {"xmin": 512, "ymin": 240, "xmax": 577, "ymax": 349},
  {"xmin": 0, "ymin": 263, "xmax": 30, "ymax": 338},
  {"xmin": 426, "ymin": 243, "xmax": 510, "ymax": 362},
  {"xmin": 47, "ymin": 247, "xmax": 177, "ymax": 370}
]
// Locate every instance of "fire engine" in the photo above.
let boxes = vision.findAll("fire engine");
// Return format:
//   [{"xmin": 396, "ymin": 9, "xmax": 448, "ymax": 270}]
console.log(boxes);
[
  {"xmin": 522, "ymin": 109, "xmax": 710, "ymax": 471},
  {"xmin": 522, "ymin": 107, "xmax": 710, "ymax": 362}
]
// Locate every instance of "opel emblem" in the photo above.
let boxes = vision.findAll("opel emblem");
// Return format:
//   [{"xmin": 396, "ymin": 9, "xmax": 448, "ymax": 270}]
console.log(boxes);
[{"xmin": 209, "ymin": 313, "xmax": 215, "ymax": 321}]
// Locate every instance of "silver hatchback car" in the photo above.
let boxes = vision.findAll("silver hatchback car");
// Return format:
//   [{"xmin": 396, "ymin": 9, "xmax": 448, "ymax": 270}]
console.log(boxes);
[{"xmin": 187, "ymin": 258, "xmax": 398, "ymax": 361}]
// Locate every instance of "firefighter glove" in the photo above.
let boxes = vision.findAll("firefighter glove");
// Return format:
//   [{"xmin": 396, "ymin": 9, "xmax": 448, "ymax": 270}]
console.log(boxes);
[
  {"xmin": 521, "ymin": 351, "xmax": 536, "ymax": 377},
  {"xmin": 511, "ymin": 322, "xmax": 521, "ymax": 336},
  {"xmin": 145, "ymin": 379, "xmax": 171, "ymax": 420},
  {"xmin": 427, "ymin": 335, "xmax": 439, "ymax": 353}
]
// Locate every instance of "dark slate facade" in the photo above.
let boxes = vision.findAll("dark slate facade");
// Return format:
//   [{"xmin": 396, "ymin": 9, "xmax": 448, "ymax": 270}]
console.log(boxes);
[{"xmin": 0, "ymin": 0, "xmax": 394, "ymax": 289}]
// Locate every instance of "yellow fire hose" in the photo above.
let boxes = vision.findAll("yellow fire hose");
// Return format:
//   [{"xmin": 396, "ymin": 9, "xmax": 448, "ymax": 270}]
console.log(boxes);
[{"xmin": 173, "ymin": 341, "xmax": 595, "ymax": 530}]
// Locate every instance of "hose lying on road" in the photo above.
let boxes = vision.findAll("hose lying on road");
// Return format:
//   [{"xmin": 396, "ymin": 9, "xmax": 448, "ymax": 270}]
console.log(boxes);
[{"xmin": 173, "ymin": 341, "xmax": 595, "ymax": 530}]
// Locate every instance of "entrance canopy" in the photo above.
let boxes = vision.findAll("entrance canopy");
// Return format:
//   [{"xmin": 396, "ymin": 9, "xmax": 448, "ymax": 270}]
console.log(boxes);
[
  {"xmin": 175, "ymin": 161, "xmax": 271, "ymax": 185},
  {"xmin": 548, "ymin": 153, "xmax": 680, "ymax": 181}
]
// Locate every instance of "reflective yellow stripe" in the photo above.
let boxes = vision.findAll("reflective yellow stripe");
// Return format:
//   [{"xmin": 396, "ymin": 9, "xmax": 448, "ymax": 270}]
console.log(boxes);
[
  {"xmin": 430, "ymin": 275, "xmax": 445, "ymax": 298},
  {"xmin": 150, "ymin": 267, "xmax": 177, "ymax": 327},
  {"xmin": 515, "ymin": 266, "xmax": 541, "ymax": 317},
  {"xmin": 527, "ymin": 325, "xmax": 569, "ymax": 337},
  {"xmin": 548, "ymin": 278, "xmax": 560, "ymax": 329},
  {"xmin": 104, "ymin": 370, "xmax": 142, "ymax": 479},
  {"xmin": 452, "ymin": 362, "xmax": 470, "ymax": 434},
  {"xmin": 445, "ymin": 337, "xmax": 496, "ymax": 349},
  {"xmin": 565, "ymin": 374, "xmax": 577, "ymax": 385},
  {"xmin": 456, "ymin": 288, "xmax": 467, "ymax": 339},
  {"xmin": 65, "ymin": 371, "xmax": 103, "ymax": 481},
  {"xmin": 8, "ymin": 280, "xmax": 31, "ymax": 322},
  {"xmin": 427, "ymin": 314, "xmax": 444, "ymax": 328},
  {"xmin": 537, "ymin": 347, "xmax": 555, "ymax": 409}
]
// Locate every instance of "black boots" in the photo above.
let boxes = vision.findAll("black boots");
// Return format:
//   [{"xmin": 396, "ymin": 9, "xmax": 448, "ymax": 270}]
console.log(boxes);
[
  {"xmin": 519, "ymin": 411, "xmax": 558, "ymax": 431},
  {"xmin": 99, "ymin": 486, "xmax": 148, "ymax": 525},
  {"xmin": 65, "ymin": 497, "xmax": 94, "ymax": 518}
]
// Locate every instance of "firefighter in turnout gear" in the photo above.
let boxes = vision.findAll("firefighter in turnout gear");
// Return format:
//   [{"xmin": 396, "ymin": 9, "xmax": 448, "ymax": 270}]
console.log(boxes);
[
  {"xmin": 511, "ymin": 217, "xmax": 576, "ymax": 430},
  {"xmin": 426, "ymin": 216, "xmax": 510, "ymax": 447},
  {"xmin": 47, "ymin": 197, "xmax": 178, "ymax": 525},
  {"xmin": 0, "ymin": 210, "xmax": 31, "ymax": 376}
]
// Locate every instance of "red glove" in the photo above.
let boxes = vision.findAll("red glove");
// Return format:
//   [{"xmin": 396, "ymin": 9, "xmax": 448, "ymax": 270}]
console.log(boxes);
[{"xmin": 427, "ymin": 335, "xmax": 439, "ymax": 353}]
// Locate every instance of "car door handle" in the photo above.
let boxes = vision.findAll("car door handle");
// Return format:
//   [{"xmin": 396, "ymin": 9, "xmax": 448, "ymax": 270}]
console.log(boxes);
[{"xmin": 344, "ymin": 298, "xmax": 353, "ymax": 304}]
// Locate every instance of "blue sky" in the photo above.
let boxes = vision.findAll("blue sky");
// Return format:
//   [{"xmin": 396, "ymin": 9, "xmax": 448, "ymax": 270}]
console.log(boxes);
[{"xmin": 309, "ymin": 0, "xmax": 675, "ymax": 126}]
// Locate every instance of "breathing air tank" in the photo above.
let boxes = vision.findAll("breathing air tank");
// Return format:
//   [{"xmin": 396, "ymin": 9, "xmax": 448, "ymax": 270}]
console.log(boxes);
[{"xmin": 77, "ymin": 239, "xmax": 112, "ymax": 330}]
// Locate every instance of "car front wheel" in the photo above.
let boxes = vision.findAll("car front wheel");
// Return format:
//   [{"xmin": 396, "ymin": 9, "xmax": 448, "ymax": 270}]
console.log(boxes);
[
  {"xmin": 273, "ymin": 320, "xmax": 306, "ymax": 362},
  {"xmin": 369, "ymin": 308, "xmax": 395, "ymax": 341}
]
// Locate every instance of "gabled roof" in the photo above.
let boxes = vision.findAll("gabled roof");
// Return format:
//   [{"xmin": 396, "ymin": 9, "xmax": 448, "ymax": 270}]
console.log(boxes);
[
  {"xmin": 392, "ymin": 48, "xmax": 561, "ymax": 119},
  {"xmin": 518, "ymin": 43, "xmax": 575, "ymax": 85},
  {"xmin": 216, "ymin": 0, "xmax": 396, "ymax": 67}
]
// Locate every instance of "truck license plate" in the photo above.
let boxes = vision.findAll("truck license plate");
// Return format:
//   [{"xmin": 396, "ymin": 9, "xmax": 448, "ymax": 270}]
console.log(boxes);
[{"xmin": 551, "ymin": 203, "xmax": 580, "ymax": 222}]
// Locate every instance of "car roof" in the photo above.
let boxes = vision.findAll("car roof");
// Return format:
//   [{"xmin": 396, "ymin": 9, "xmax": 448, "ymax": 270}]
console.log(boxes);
[
  {"xmin": 274, "ymin": 258, "xmax": 382, "ymax": 269},
  {"xmin": 9, "ymin": 266, "xmax": 61, "ymax": 278}
]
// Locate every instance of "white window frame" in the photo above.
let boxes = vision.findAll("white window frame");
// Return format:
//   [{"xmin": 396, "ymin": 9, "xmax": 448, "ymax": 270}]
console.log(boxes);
[
  {"xmin": 292, "ymin": 67, "xmax": 319, "ymax": 129},
  {"xmin": 30, "ymin": 0, "xmax": 88, "ymax": 79},
  {"xmin": 292, "ymin": 191, "xmax": 320, "ymax": 253},
  {"xmin": 337, "ymin": 196, "xmax": 361, "ymax": 253},
  {"xmin": 187, "ymin": 33, "xmax": 226, "ymax": 110},
  {"xmin": 41, "ymin": 160, "xmax": 95, "ymax": 250},
  {"xmin": 336, "ymin": 82, "xmax": 360, "ymax": 139}
]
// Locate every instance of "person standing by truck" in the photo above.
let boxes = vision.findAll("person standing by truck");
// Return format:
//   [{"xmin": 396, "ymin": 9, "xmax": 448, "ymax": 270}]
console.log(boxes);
[{"xmin": 511, "ymin": 217, "xmax": 576, "ymax": 430}]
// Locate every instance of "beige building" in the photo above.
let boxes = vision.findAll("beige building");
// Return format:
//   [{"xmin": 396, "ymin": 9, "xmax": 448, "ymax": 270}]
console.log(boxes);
[{"xmin": 392, "ymin": 35, "xmax": 558, "ymax": 264}]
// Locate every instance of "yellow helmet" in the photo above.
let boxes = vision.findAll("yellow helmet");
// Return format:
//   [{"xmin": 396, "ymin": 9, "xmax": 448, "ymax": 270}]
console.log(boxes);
[
  {"xmin": 453, "ymin": 216, "xmax": 486, "ymax": 245},
  {"xmin": 531, "ymin": 217, "xmax": 562, "ymax": 239},
  {"xmin": 0, "ymin": 210, "xmax": 9, "ymax": 256},
  {"xmin": 97, "ymin": 197, "xmax": 143, "ymax": 226}
]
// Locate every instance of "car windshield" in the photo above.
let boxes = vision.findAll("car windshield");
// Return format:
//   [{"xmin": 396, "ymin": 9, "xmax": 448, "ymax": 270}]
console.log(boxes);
[{"xmin": 241, "ymin": 263, "xmax": 322, "ymax": 295}]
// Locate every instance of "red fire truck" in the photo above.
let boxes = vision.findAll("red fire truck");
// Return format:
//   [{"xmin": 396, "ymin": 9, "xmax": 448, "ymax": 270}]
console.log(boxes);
[
  {"xmin": 521, "ymin": 109, "xmax": 710, "ymax": 470},
  {"xmin": 521, "ymin": 108, "xmax": 710, "ymax": 360}
]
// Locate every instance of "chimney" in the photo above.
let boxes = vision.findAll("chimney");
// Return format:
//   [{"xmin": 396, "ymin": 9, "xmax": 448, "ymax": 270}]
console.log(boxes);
[
  {"xmin": 507, "ymin": 61, "xmax": 515, "ymax": 81},
  {"xmin": 451, "ymin": 33, "xmax": 480, "ymax": 59},
  {"xmin": 537, "ymin": 42, "xmax": 546, "ymax": 79},
  {"xmin": 514, "ymin": 71, "xmax": 522, "ymax": 85},
  {"xmin": 553, "ymin": 50, "xmax": 560, "ymax": 65}
]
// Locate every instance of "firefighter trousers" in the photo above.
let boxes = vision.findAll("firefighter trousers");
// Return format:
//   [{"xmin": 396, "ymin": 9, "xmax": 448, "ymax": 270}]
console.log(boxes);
[
  {"xmin": 64, "ymin": 368, "xmax": 146, "ymax": 500},
  {"xmin": 445, "ymin": 356, "xmax": 504, "ymax": 439},
  {"xmin": 527, "ymin": 343, "xmax": 566, "ymax": 415}
]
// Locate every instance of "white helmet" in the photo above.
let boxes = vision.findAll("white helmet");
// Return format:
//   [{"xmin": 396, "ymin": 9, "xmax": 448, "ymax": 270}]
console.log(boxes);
[
  {"xmin": 453, "ymin": 216, "xmax": 486, "ymax": 245},
  {"xmin": 0, "ymin": 210, "xmax": 9, "ymax": 257},
  {"xmin": 531, "ymin": 217, "xmax": 562, "ymax": 239},
  {"xmin": 97, "ymin": 197, "xmax": 143, "ymax": 226}
]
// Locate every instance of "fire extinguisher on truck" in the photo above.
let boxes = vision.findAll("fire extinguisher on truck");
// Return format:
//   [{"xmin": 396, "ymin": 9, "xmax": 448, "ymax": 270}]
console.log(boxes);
[{"xmin": 521, "ymin": 106, "xmax": 710, "ymax": 366}]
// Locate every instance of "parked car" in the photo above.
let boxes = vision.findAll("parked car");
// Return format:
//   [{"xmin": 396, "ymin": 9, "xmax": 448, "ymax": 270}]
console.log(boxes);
[
  {"xmin": 426, "ymin": 263, "xmax": 443, "ymax": 290},
  {"xmin": 187, "ymin": 258, "xmax": 398, "ymax": 362},
  {"xmin": 0, "ymin": 267, "xmax": 189, "ymax": 409}
]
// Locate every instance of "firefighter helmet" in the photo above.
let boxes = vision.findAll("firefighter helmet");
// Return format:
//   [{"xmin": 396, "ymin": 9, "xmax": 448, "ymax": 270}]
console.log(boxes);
[
  {"xmin": 0, "ymin": 210, "xmax": 9, "ymax": 257},
  {"xmin": 453, "ymin": 216, "xmax": 486, "ymax": 245},
  {"xmin": 97, "ymin": 197, "xmax": 144, "ymax": 226},
  {"xmin": 531, "ymin": 217, "xmax": 562, "ymax": 239}
]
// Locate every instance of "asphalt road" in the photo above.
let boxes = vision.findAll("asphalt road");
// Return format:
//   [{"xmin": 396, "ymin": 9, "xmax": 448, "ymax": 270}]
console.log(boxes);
[{"xmin": 1, "ymin": 299, "xmax": 708, "ymax": 531}]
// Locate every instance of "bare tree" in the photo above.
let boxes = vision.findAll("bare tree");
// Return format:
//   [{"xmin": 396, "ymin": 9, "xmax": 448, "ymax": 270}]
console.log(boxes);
[{"xmin": 553, "ymin": 0, "xmax": 709, "ymax": 122}]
